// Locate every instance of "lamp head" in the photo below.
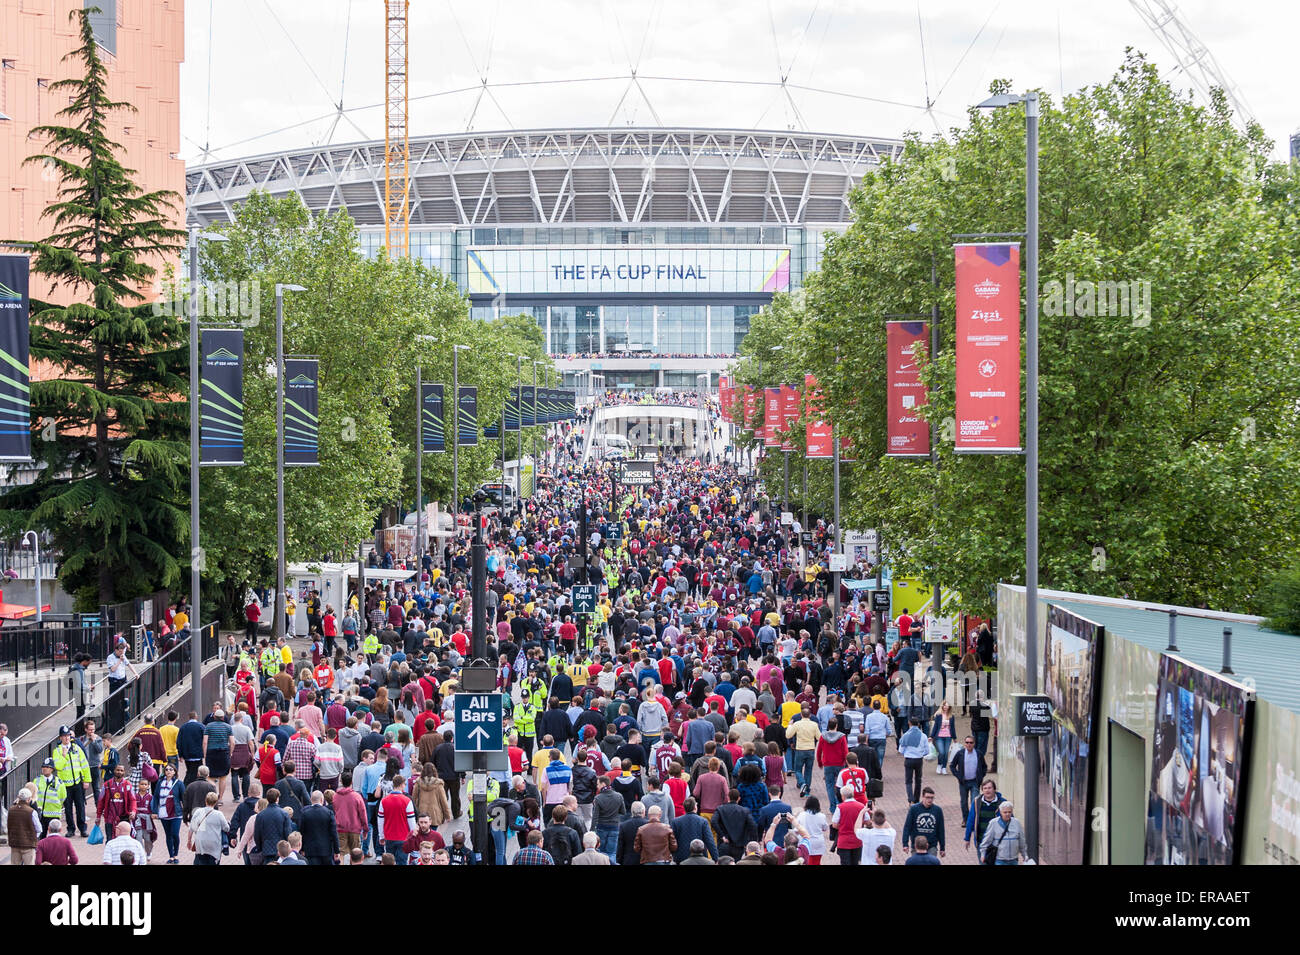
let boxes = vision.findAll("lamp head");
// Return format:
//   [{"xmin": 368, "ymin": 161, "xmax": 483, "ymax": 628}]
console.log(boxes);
[{"xmin": 977, "ymin": 93, "xmax": 1022, "ymax": 109}]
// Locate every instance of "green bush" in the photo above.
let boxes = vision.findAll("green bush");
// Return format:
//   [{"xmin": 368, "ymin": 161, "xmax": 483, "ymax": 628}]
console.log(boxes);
[{"xmin": 1263, "ymin": 563, "xmax": 1300, "ymax": 635}]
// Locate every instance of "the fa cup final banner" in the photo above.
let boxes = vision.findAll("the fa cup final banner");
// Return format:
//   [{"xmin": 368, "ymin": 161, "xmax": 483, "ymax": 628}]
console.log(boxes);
[
  {"xmin": 521, "ymin": 385, "xmax": 537, "ymax": 427},
  {"xmin": 456, "ymin": 386, "xmax": 478, "ymax": 445},
  {"xmin": 421, "ymin": 383, "xmax": 446, "ymax": 453},
  {"xmin": 743, "ymin": 386, "xmax": 757, "ymax": 429},
  {"xmin": 886, "ymin": 321, "xmax": 930, "ymax": 458},
  {"xmin": 804, "ymin": 374, "xmax": 833, "ymax": 459},
  {"xmin": 0, "ymin": 255, "xmax": 32, "ymax": 461},
  {"xmin": 779, "ymin": 384, "xmax": 799, "ymax": 452},
  {"xmin": 283, "ymin": 358, "xmax": 320, "ymax": 466},
  {"xmin": 955, "ymin": 243, "xmax": 1021, "ymax": 452},
  {"xmin": 505, "ymin": 386, "xmax": 521, "ymax": 431},
  {"xmin": 200, "ymin": 328, "xmax": 244, "ymax": 465},
  {"xmin": 763, "ymin": 387, "xmax": 780, "ymax": 447}
]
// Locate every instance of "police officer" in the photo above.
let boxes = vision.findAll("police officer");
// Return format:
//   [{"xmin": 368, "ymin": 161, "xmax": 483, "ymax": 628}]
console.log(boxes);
[
  {"xmin": 34, "ymin": 757, "xmax": 67, "ymax": 837},
  {"xmin": 362, "ymin": 629, "xmax": 381, "ymax": 663},
  {"xmin": 465, "ymin": 774, "xmax": 502, "ymax": 864},
  {"xmin": 52, "ymin": 725, "xmax": 91, "ymax": 837},
  {"xmin": 514, "ymin": 698, "xmax": 538, "ymax": 759},
  {"xmin": 258, "ymin": 641, "xmax": 280, "ymax": 680}
]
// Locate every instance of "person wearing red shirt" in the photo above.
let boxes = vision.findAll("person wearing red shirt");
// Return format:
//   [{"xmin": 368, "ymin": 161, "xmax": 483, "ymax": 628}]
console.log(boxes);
[
  {"xmin": 558, "ymin": 618, "xmax": 577, "ymax": 650},
  {"xmin": 378, "ymin": 776, "xmax": 417, "ymax": 864},
  {"xmin": 236, "ymin": 681, "xmax": 258, "ymax": 724},
  {"xmin": 664, "ymin": 763, "xmax": 689, "ymax": 816},
  {"xmin": 831, "ymin": 789, "xmax": 867, "ymax": 865},
  {"xmin": 451, "ymin": 630, "xmax": 469, "ymax": 656},
  {"xmin": 836, "ymin": 753, "xmax": 869, "ymax": 805},
  {"xmin": 895, "ymin": 612, "xmax": 914, "ymax": 642},
  {"xmin": 244, "ymin": 599, "xmax": 262, "ymax": 642}
]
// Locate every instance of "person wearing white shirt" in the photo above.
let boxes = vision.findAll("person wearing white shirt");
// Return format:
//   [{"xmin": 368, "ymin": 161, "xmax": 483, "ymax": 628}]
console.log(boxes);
[
  {"xmin": 855, "ymin": 807, "xmax": 897, "ymax": 864},
  {"xmin": 103, "ymin": 821, "xmax": 147, "ymax": 865}
]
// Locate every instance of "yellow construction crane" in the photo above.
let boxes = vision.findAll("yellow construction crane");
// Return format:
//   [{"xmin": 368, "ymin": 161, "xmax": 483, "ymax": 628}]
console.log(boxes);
[{"xmin": 384, "ymin": 0, "xmax": 410, "ymax": 258}]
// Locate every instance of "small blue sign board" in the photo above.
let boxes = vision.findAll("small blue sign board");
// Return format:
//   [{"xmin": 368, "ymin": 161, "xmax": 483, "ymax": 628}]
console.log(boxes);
[
  {"xmin": 571, "ymin": 585, "xmax": 598, "ymax": 614},
  {"xmin": 454, "ymin": 693, "xmax": 503, "ymax": 752}
]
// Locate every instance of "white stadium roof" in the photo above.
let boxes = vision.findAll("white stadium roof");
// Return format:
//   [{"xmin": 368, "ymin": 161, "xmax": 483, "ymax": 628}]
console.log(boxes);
[{"xmin": 186, "ymin": 126, "xmax": 905, "ymax": 229}]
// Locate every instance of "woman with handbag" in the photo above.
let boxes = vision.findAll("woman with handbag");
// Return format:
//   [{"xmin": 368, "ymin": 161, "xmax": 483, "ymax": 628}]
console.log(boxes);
[
  {"xmin": 931, "ymin": 701, "xmax": 956, "ymax": 773},
  {"xmin": 188, "ymin": 790, "xmax": 229, "ymax": 866},
  {"xmin": 131, "ymin": 779, "xmax": 158, "ymax": 861},
  {"xmin": 151, "ymin": 762, "xmax": 185, "ymax": 863},
  {"xmin": 978, "ymin": 800, "xmax": 1027, "ymax": 865}
]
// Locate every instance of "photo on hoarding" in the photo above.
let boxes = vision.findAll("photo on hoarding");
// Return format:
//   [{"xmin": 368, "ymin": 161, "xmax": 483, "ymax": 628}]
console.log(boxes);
[
  {"xmin": 1037, "ymin": 605, "xmax": 1102, "ymax": 866},
  {"xmin": 1145, "ymin": 654, "xmax": 1250, "ymax": 864}
]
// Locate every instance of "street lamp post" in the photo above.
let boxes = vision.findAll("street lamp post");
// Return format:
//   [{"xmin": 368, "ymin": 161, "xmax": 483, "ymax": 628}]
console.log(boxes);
[
  {"xmin": 532, "ymin": 359, "xmax": 544, "ymax": 479},
  {"xmin": 979, "ymin": 88, "xmax": 1040, "ymax": 859},
  {"xmin": 187, "ymin": 226, "xmax": 228, "ymax": 714},
  {"xmin": 452, "ymin": 344, "xmax": 470, "ymax": 528},
  {"xmin": 273, "ymin": 282, "xmax": 307, "ymax": 644},
  {"xmin": 507, "ymin": 353, "xmax": 524, "ymax": 519},
  {"xmin": 20, "ymin": 530, "xmax": 41, "ymax": 625}
]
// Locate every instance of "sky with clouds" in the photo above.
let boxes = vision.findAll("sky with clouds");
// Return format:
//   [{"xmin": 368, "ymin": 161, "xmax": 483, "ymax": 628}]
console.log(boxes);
[{"xmin": 180, "ymin": 0, "xmax": 1295, "ymax": 164}]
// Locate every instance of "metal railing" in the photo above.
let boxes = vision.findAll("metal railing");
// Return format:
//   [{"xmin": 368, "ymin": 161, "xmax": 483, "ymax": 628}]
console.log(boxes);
[
  {"xmin": 0, "ymin": 622, "xmax": 219, "ymax": 817},
  {"xmin": 1, "ymin": 623, "xmax": 118, "ymax": 676}
]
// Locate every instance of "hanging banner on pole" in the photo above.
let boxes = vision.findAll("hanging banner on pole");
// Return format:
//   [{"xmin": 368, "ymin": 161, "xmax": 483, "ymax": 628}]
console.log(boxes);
[
  {"xmin": 521, "ymin": 385, "xmax": 536, "ymax": 427},
  {"xmin": 484, "ymin": 415, "xmax": 500, "ymax": 439},
  {"xmin": 421, "ymin": 383, "xmax": 445, "ymax": 452},
  {"xmin": 804, "ymin": 374, "xmax": 833, "ymax": 458},
  {"xmin": 886, "ymin": 321, "xmax": 931, "ymax": 457},
  {"xmin": 0, "ymin": 254, "xmax": 32, "ymax": 462},
  {"xmin": 779, "ymin": 383, "xmax": 799, "ymax": 452},
  {"xmin": 283, "ymin": 358, "xmax": 320, "ymax": 466},
  {"xmin": 955, "ymin": 243, "xmax": 1022, "ymax": 453},
  {"xmin": 505, "ymin": 386, "xmax": 520, "ymax": 431},
  {"xmin": 200, "ymin": 328, "xmax": 244, "ymax": 465},
  {"xmin": 456, "ymin": 386, "xmax": 478, "ymax": 445},
  {"xmin": 763, "ymin": 387, "xmax": 780, "ymax": 447},
  {"xmin": 743, "ymin": 386, "xmax": 757, "ymax": 430}
]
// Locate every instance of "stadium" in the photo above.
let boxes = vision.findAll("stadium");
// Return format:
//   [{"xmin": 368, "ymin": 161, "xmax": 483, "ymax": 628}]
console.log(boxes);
[{"xmin": 186, "ymin": 127, "xmax": 904, "ymax": 389}]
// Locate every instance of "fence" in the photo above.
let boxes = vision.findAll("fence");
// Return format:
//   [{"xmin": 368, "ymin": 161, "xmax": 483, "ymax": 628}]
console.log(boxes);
[
  {"xmin": 0, "ymin": 622, "xmax": 218, "ymax": 815},
  {"xmin": 0, "ymin": 589, "xmax": 172, "ymax": 675}
]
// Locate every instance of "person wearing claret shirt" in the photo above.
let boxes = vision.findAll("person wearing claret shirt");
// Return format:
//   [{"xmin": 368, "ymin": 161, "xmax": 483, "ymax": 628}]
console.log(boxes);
[{"xmin": 377, "ymin": 774, "xmax": 417, "ymax": 864}]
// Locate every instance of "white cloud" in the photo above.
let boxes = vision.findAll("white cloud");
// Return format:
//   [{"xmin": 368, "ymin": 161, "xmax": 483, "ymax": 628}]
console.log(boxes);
[{"xmin": 180, "ymin": 0, "xmax": 1295, "ymax": 163}]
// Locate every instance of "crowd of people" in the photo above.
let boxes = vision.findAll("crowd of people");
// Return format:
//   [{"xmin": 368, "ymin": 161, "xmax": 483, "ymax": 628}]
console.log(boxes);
[{"xmin": 4, "ymin": 391, "xmax": 1015, "ymax": 867}]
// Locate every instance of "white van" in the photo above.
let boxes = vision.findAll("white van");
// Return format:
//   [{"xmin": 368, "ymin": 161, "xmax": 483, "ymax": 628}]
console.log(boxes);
[{"xmin": 599, "ymin": 434, "xmax": 631, "ymax": 459}]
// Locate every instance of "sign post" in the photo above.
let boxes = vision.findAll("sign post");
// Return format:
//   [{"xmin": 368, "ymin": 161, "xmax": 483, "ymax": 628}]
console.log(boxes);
[
  {"xmin": 1013, "ymin": 694, "xmax": 1054, "ymax": 737},
  {"xmin": 455, "ymin": 693, "xmax": 504, "ymax": 752},
  {"xmin": 571, "ymin": 585, "xmax": 598, "ymax": 615}
]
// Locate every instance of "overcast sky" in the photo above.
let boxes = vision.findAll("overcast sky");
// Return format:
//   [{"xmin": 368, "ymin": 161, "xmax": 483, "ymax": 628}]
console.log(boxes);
[{"xmin": 179, "ymin": 0, "xmax": 1294, "ymax": 164}]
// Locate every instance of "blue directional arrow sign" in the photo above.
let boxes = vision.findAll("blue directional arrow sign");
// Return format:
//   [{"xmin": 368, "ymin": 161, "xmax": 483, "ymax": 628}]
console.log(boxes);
[
  {"xmin": 454, "ymin": 693, "xmax": 504, "ymax": 752},
  {"xmin": 571, "ymin": 585, "xmax": 597, "ymax": 614}
]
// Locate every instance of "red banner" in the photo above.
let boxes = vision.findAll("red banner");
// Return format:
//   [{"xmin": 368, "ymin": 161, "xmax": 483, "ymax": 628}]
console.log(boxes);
[
  {"xmin": 779, "ymin": 384, "xmax": 799, "ymax": 451},
  {"xmin": 804, "ymin": 374, "xmax": 833, "ymax": 458},
  {"xmin": 955, "ymin": 243, "xmax": 1022, "ymax": 452},
  {"xmin": 718, "ymin": 376, "xmax": 731, "ymax": 422},
  {"xmin": 886, "ymin": 321, "xmax": 931, "ymax": 457},
  {"xmin": 763, "ymin": 387, "xmax": 780, "ymax": 447}
]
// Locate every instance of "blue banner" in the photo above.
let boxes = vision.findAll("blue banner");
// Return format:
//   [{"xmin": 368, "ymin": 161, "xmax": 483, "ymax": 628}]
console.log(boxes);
[
  {"xmin": 200, "ymin": 328, "xmax": 243, "ymax": 465},
  {"xmin": 0, "ymin": 255, "xmax": 32, "ymax": 462},
  {"xmin": 283, "ymin": 358, "xmax": 319, "ymax": 466}
]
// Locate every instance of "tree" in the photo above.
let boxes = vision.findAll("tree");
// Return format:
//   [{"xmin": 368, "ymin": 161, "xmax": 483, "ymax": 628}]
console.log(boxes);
[
  {"xmin": 0, "ymin": 8, "xmax": 187, "ymax": 609},
  {"xmin": 193, "ymin": 193, "xmax": 559, "ymax": 624},
  {"xmin": 746, "ymin": 54, "xmax": 1300, "ymax": 616}
]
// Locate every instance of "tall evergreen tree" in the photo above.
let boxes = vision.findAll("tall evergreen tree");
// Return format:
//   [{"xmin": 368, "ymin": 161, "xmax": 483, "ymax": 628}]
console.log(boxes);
[{"xmin": 0, "ymin": 8, "xmax": 187, "ymax": 609}]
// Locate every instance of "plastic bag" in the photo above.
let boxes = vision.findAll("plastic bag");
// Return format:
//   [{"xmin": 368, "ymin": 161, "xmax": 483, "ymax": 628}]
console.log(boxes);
[
  {"xmin": 925, "ymin": 741, "xmax": 938, "ymax": 761},
  {"xmin": 87, "ymin": 823, "xmax": 104, "ymax": 845}
]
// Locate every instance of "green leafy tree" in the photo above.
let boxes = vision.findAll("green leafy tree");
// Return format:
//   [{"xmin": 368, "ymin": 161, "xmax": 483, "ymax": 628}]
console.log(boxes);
[
  {"xmin": 749, "ymin": 54, "xmax": 1300, "ymax": 616},
  {"xmin": 0, "ymin": 8, "xmax": 187, "ymax": 609}
]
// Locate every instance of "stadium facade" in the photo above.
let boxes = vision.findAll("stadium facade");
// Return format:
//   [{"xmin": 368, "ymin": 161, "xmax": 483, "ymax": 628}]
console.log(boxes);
[{"xmin": 187, "ymin": 127, "xmax": 903, "ymax": 388}]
